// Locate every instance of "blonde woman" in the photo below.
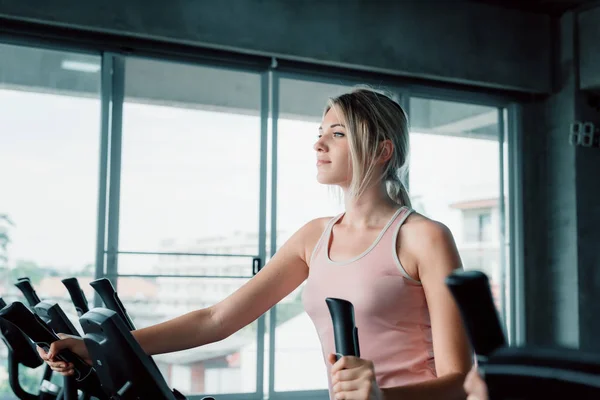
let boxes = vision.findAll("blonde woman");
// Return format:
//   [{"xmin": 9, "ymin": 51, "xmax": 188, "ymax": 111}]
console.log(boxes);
[{"xmin": 41, "ymin": 88, "xmax": 472, "ymax": 400}]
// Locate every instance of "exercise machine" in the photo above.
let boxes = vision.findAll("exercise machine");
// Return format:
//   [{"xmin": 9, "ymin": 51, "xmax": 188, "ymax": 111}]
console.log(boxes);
[
  {"xmin": 13, "ymin": 277, "xmax": 215, "ymax": 399},
  {"xmin": 80, "ymin": 307, "xmax": 191, "ymax": 399},
  {"xmin": 446, "ymin": 270, "xmax": 600, "ymax": 399},
  {"xmin": 0, "ymin": 297, "xmax": 61, "ymax": 400},
  {"xmin": 6, "ymin": 279, "xmax": 361, "ymax": 399},
  {"xmin": 0, "ymin": 301, "xmax": 107, "ymax": 400},
  {"xmin": 71, "ymin": 296, "xmax": 359, "ymax": 400},
  {"xmin": 11, "ymin": 278, "xmax": 106, "ymax": 400},
  {"xmin": 82, "ymin": 278, "xmax": 216, "ymax": 399}
]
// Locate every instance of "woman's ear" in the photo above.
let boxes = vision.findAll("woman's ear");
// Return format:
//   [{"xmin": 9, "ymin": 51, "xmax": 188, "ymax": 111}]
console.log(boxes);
[{"xmin": 379, "ymin": 140, "xmax": 394, "ymax": 164}]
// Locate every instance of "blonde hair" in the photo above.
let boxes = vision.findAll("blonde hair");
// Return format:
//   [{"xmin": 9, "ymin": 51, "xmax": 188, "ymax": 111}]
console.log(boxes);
[{"xmin": 325, "ymin": 87, "xmax": 411, "ymax": 207}]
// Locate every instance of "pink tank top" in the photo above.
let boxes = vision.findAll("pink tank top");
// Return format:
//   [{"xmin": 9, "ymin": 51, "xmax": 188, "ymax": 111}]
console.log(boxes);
[{"xmin": 302, "ymin": 206, "xmax": 436, "ymax": 397}]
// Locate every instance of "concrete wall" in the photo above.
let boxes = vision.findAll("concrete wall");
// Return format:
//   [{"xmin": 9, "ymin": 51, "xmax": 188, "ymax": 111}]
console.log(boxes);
[
  {"xmin": 0, "ymin": 0, "xmax": 552, "ymax": 93},
  {"xmin": 574, "ymin": 66, "xmax": 600, "ymax": 352},
  {"xmin": 522, "ymin": 9, "xmax": 600, "ymax": 350},
  {"xmin": 521, "ymin": 99, "xmax": 552, "ymax": 345},
  {"xmin": 579, "ymin": 6, "xmax": 600, "ymax": 90},
  {"xmin": 522, "ymin": 12, "xmax": 579, "ymax": 348}
]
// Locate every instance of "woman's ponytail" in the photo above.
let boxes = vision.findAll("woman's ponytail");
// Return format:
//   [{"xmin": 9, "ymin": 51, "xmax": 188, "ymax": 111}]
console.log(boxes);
[{"xmin": 387, "ymin": 173, "xmax": 411, "ymax": 208}]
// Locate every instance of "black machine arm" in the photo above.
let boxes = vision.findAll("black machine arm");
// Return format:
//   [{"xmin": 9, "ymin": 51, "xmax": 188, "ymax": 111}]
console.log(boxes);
[
  {"xmin": 34, "ymin": 301, "xmax": 80, "ymax": 338},
  {"xmin": 445, "ymin": 270, "xmax": 506, "ymax": 361},
  {"xmin": 14, "ymin": 278, "xmax": 42, "ymax": 307},
  {"xmin": 90, "ymin": 278, "xmax": 136, "ymax": 330},
  {"xmin": 61, "ymin": 277, "xmax": 90, "ymax": 317}
]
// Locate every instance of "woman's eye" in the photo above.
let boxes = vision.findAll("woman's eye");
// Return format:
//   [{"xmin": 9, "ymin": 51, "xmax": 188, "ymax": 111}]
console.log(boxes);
[{"xmin": 333, "ymin": 132, "xmax": 345, "ymax": 137}]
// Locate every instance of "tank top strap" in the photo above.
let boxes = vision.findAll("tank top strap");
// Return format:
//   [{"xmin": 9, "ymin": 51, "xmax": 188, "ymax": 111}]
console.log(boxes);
[
  {"xmin": 384, "ymin": 206, "xmax": 420, "ymax": 283},
  {"xmin": 386, "ymin": 206, "xmax": 414, "ymax": 236},
  {"xmin": 309, "ymin": 214, "xmax": 343, "ymax": 267}
]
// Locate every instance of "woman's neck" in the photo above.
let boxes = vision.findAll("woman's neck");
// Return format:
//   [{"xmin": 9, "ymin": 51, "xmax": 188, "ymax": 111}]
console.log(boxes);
[{"xmin": 342, "ymin": 183, "xmax": 400, "ymax": 228}]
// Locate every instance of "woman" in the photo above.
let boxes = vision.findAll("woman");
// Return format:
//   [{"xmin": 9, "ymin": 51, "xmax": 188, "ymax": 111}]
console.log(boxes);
[{"xmin": 41, "ymin": 88, "xmax": 472, "ymax": 400}]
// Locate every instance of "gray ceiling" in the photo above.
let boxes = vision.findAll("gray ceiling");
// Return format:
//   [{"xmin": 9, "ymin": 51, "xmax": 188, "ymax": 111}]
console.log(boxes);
[{"xmin": 469, "ymin": 0, "xmax": 592, "ymax": 15}]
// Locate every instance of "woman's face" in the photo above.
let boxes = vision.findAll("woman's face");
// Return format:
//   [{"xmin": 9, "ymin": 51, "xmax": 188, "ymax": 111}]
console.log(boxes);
[{"xmin": 314, "ymin": 106, "xmax": 351, "ymax": 188}]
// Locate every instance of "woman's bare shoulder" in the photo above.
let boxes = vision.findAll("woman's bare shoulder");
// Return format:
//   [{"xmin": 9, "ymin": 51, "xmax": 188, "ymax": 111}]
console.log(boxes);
[
  {"xmin": 404, "ymin": 211, "xmax": 453, "ymax": 237},
  {"xmin": 400, "ymin": 211, "xmax": 460, "ymax": 281},
  {"xmin": 402, "ymin": 211, "xmax": 457, "ymax": 257}
]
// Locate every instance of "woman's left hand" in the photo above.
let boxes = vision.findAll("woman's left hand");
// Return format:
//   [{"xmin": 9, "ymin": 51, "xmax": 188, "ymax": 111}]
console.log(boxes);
[{"xmin": 328, "ymin": 354, "xmax": 384, "ymax": 400}]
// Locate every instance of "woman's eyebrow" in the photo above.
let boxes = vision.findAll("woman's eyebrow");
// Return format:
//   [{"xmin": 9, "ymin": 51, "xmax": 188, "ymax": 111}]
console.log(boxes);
[{"xmin": 318, "ymin": 123, "xmax": 346, "ymax": 131}]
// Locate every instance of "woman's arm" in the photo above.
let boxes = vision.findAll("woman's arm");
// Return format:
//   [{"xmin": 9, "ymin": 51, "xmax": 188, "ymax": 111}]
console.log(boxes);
[
  {"xmin": 44, "ymin": 218, "xmax": 328, "ymax": 369},
  {"xmin": 134, "ymin": 218, "xmax": 327, "ymax": 355},
  {"xmin": 384, "ymin": 218, "xmax": 472, "ymax": 400}
]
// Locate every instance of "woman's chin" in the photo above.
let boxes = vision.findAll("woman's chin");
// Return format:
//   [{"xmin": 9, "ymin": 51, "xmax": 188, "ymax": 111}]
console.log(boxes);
[
  {"xmin": 316, "ymin": 176, "xmax": 336, "ymax": 185},
  {"xmin": 316, "ymin": 174, "xmax": 348, "ymax": 187}
]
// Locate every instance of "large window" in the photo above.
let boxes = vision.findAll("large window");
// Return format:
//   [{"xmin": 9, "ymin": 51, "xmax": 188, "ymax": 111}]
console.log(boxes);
[
  {"xmin": 0, "ymin": 39, "xmax": 514, "ymax": 400},
  {"xmin": 409, "ymin": 98, "xmax": 506, "ymax": 318},
  {"xmin": 119, "ymin": 57, "xmax": 262, "ymax": 253},
  {"xmin": 0, "ymin": 43, "xmax": 101, "ymax": 398},
  {"xmin": 112, "ymin": 57, "xmax": 264, "ymax": 396}
]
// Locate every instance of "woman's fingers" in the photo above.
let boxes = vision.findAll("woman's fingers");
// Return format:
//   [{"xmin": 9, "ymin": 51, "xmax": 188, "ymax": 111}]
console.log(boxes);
[
  {"xmin": 48, "ymin": 361, "xmax": 75, "ymax": 375},
  {"xmin": 36, "ymin": 345, "xmax": 49, "ymax": 361}
]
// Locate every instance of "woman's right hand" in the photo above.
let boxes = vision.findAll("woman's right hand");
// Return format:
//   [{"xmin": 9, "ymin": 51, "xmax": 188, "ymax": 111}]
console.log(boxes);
[
  {"xmin": 36, "ymin": 333, "xmax": 92, "ymax": 375},
  {"xmin": 464, "ymin": 365, "xmax": 489, "ymax": 400}
]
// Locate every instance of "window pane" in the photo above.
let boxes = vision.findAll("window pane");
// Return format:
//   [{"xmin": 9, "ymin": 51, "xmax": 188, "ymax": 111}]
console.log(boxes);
[
  {"xmin": 116, "ymin": 273, "xmax": 257, "ymax": 396},
  {"xmin": 115, "ymin": 57, "xmax": 262, "ymax": 396},
  {"xmin": 273, "ymin": 78, "xmax": 359, "ymax": 392},
  {"xmin": 0, "ymin": 43, "xmax": 101, "ymax": 398},
  {"xmin": 119, "ymin": 57, "xmax": 261, "ymax": 254},
  {"xmin": 409, "ymin": 97, "xmax": 505, "ymax": 316},
  {"xmin": 117, "ymin": 253, "xmax": 255, "ymax": 277}
]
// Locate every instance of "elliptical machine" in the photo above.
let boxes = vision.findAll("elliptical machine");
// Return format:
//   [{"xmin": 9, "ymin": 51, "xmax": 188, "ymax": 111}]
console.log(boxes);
[
  {"xmin": 0, "ymin": 297, "xmax": 61, "ymax": 400},
  {"xmin": 5, "ymin": 277, "xmax": 216, "ymax": 400},
  {"xmin": 10, "ymin": 277, "xmax": 107, "ymax": 400},
  {"xmin": 446, "ymin": 270, "xmax": 600, "ymax": 399}
]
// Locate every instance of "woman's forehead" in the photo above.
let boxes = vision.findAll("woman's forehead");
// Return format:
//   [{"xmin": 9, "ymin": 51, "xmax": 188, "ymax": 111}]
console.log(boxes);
[{"xmin": 322, "ymin": 106, "xmax": 344, "ymax": 125}]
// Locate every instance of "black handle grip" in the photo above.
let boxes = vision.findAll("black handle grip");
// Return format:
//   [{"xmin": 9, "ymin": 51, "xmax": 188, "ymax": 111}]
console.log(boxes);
[
  {"xmin": 61, "ymin": 277, "xmax": 90, "ymax": 316},
  {"xmin": 89, "ymin": 278, "xmax": 135, "ymax": 331},
  {"xmin": 326, "ymin": 297, "xmax": 360, "ymax": 361},
  {"xmin": 14, "ymin": 278, "xmax": 42, "ymax": 307},
  {"xmin": 34, "ymin": 301, "xmax": 80, "ymax": 337},
  {"xmin": 445, "ymin": 270, "xmax": 506, "ymax": 359},
  {"xmin": 0, "ymin": 297, "xmax": 6, "ymax": 309},
  {"xmin": 0, "ymin": 302, "xmax": 92, "ymax": 381}
]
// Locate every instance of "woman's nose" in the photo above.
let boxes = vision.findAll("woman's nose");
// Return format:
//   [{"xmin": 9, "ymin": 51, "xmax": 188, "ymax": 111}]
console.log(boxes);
[{"xmin": 314, "ymin": 136, "xmax": 327, "ymax": 152}]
